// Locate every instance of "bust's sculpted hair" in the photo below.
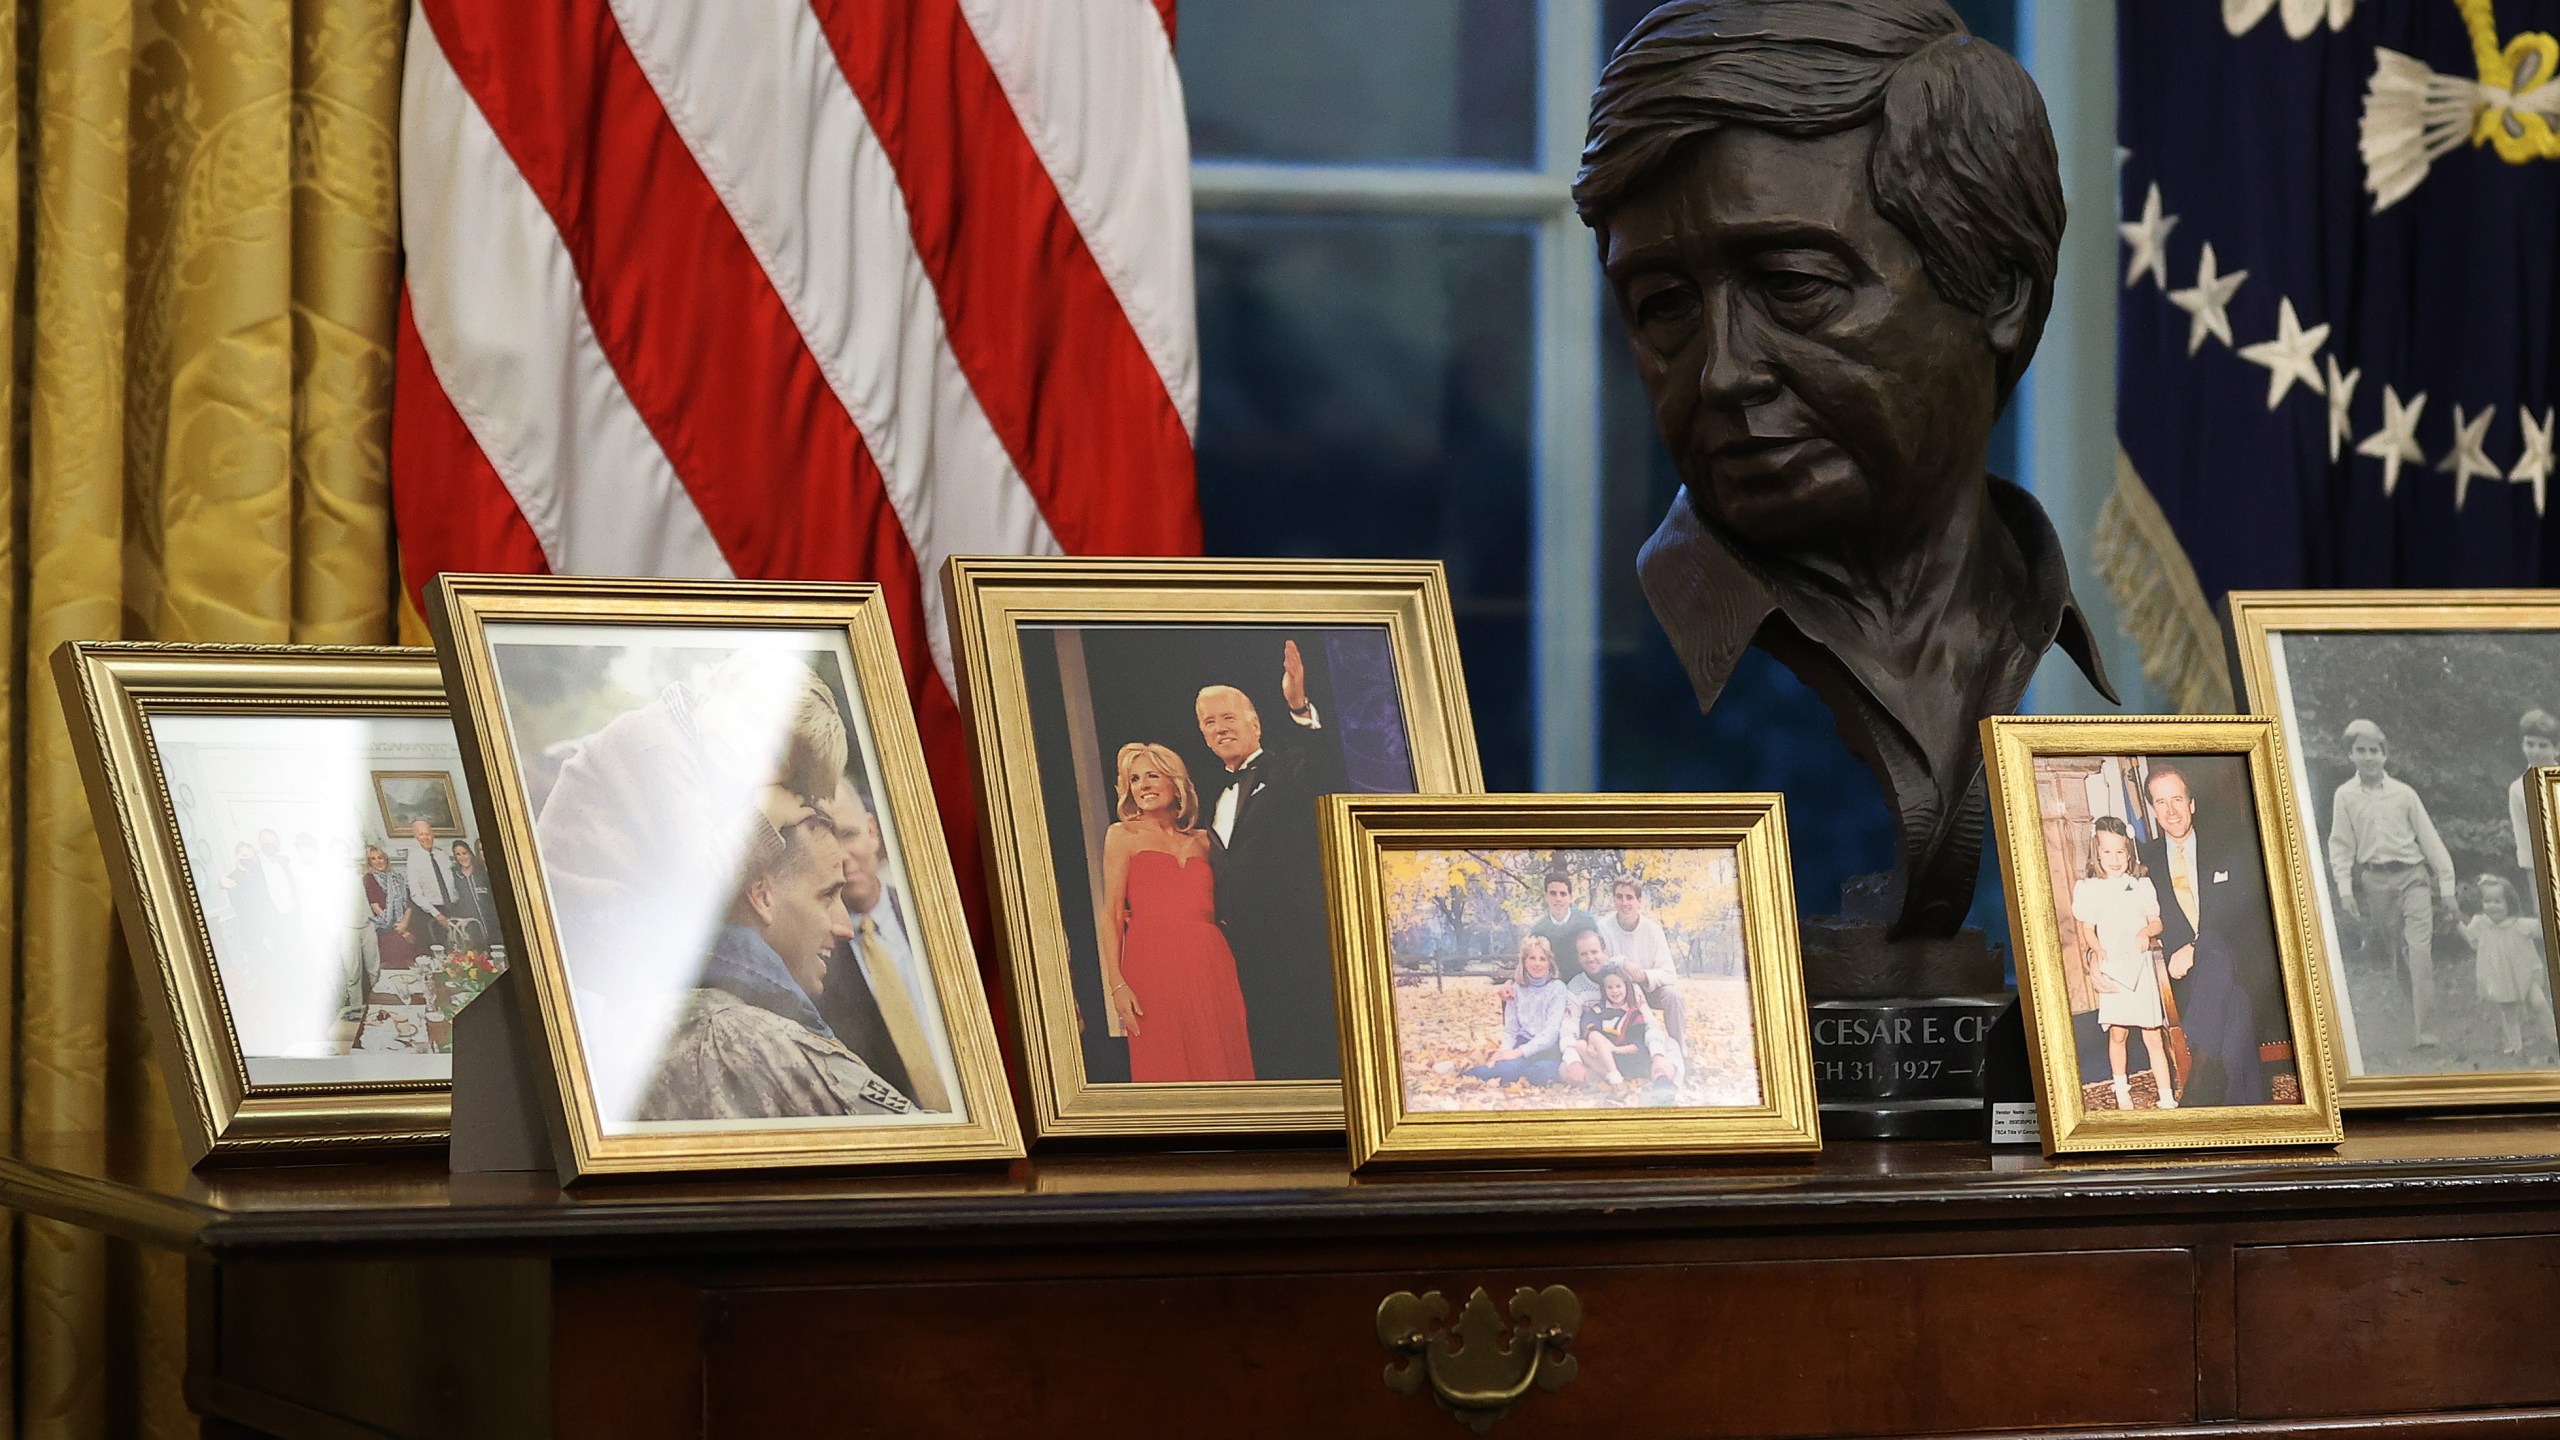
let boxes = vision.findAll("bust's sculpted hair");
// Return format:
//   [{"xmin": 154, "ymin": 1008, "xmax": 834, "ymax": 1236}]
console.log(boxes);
[{"xmin": 1574, "ymin": 0, "xmax": 2063, "ymax": 401}]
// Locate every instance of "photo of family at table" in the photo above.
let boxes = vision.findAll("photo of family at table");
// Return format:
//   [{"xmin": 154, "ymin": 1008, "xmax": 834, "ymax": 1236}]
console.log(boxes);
[
  {"xmin": 1380, "ymin": 847, "xmax": 1766, "ymax": 1113},
  {"xmin": 1019, "ymin": 622, "xmax": 1420, "ymax": 1086},
  {"xmin": 148, "ymin": 712, "xmax": 501, "ymax": 1083},
  {"xmin": 2025, "ymin": 753, "xmax": 2303, "ymax": 1112}
]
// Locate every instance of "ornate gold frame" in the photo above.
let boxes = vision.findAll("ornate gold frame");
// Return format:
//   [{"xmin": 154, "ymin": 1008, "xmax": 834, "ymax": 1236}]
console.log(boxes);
[
  {"xmin": 1324, "ymin": 793, "xmax": 1822, "ymax": 1171},
  {"xmin": 1983, "ymin": 716, "xmax": 2342, "ymax": 1156},
  {"xmin": 428, "ymin": 575, "xmax": 1023, "ymax": 1180},
  {"xmin": 2227, "ymin": 588, "xmax": 2560, "ymax": 1108},
  {"xmin": 52, "ymin": 642, "xmax": 456, "ymax": 1165},
  {"xmin": 2524, "ymin": 767, "xmax": 2560, "ymax": 1027},
  {"xmin": 943, "ymin": 556, "xmax": 1484, "ymax": 1143}
]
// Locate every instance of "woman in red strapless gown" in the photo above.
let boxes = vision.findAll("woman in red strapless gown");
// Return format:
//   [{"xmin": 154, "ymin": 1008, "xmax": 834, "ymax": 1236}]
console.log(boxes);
[{"xmin": 1100, "ymin": 742, "xmax": 1257, "ymax": 1082}]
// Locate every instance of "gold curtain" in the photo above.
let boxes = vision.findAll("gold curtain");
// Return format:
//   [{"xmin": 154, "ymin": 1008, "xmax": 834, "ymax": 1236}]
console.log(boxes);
[{"xmin": 0, "ymin": 0, "xmax": 405, "ymax": 1433}]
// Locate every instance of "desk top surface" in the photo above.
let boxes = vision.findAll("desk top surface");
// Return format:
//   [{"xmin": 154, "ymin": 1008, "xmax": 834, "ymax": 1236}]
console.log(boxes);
[{"xmin": 12, "ymin": 1117, "xmax": 2560, "ymax": 1259}]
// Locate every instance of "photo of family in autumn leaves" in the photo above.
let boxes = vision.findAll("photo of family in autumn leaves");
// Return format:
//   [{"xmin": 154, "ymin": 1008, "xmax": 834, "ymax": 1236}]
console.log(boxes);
[{"xmin": 1381, "ymin": 846, "xmax": 1764, "ymax": 1113}]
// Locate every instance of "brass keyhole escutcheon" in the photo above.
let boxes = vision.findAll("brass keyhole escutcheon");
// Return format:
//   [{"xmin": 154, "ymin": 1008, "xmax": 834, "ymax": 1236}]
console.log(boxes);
[{"xmin": 1377, "ymin": 1285, "xmax": 1581, "ymax": 1433}]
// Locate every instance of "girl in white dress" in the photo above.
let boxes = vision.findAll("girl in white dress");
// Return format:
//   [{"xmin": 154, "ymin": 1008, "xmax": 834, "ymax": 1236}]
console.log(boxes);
[
  {"xmin": 2461, "ymin": 875, "xmax": 2549, "ymax": 1057},
  {"xmin": 2071, "ymin": 816, "xmax": 2174, "ymax": 1110}
]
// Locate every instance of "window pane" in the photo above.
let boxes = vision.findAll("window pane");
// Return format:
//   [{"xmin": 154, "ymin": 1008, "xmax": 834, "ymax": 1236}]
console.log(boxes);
[
  {"xmin": 1181, "ymin": 0, "xmax": 1539, "ymax": 166},
  {"xmin": 1195, "ymin": 214, "xmax": 1536, "ymax": 789}
]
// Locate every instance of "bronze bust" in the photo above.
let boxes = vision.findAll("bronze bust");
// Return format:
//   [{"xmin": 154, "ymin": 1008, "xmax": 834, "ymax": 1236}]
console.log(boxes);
[{"xmin": 1577, "ymin": 0, "xmax": 2115, "ymax": 940}]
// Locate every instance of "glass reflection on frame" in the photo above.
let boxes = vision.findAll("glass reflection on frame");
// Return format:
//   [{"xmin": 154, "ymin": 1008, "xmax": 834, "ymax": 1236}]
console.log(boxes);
[
  {"xmin": 484, "ymin": 622, "xmax": 967, "ymax": 1136},
  {"xmin": 150, "ymin": 711, "xmax": 501, "ymax": 1088},
  {"xmin": 429, "ymin": 575, "xmax": 1021, "ymax": 1181},
  {"xmin": 53, "ymin": 644, "xmax": 470, "ymax": 1163}
]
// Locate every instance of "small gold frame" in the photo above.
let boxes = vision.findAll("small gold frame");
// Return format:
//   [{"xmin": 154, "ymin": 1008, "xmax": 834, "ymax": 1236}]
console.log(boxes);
[
  {"xmin": 1983, "ymin": 716, "xmax": 2342, "ymax": 1156},
  {"xmin": 371, "ymin": 769, "xmax": 465, "ymax": 839},
  {"xmin": 2227, "ymin": 588, "xmax": 2560, "ymax": 1108},
  {"xmin": 1325, "ymin": 793, "xmax": 1821, "ymax": 1171},
  {"xmin": 53, "ymin": 642, "xmax": 458, "ymax": 1165},
  {"xmin": 429, "ymin": 574, "xmax": 1024, "ymax": 1180},
  {"xmin": 944, "ymin": 557, "xmax": 1484, "ymax": 1144}
]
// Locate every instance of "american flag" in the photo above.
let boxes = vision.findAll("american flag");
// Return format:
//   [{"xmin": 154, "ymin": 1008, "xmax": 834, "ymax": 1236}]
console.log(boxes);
[{"xmin": 390, "ymin": 0, "xmax": 1203, "ymax": 912}]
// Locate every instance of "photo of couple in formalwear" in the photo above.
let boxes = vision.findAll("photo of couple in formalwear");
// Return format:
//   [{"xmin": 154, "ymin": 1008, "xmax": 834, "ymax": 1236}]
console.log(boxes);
[
  {"xmin": 1022, "ymin": 623, "xmax": 1419, "ymax": 1086},
  {"xmin": 2038, "ymin": 755, "xmax": 2299, "ymax": 1111}
]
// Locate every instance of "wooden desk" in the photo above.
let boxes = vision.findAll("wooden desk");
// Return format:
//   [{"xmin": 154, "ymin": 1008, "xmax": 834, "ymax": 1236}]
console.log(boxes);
[{"xmin": 15, "ymin": 1120, "xmax": 2560, "ymax": 1438}]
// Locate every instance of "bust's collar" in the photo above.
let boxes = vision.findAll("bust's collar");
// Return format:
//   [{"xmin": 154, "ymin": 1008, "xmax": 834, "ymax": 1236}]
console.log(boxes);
[{"xmin": 1636, "ymin": 475, "xmax": 2117, "ymax": 716}]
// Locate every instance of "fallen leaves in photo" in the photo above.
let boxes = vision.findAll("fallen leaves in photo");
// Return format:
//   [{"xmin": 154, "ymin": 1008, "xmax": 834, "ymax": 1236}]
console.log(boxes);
[{"xmin": 1391, "ymin": 974, "xmax": 1765, "ymax": 1113}]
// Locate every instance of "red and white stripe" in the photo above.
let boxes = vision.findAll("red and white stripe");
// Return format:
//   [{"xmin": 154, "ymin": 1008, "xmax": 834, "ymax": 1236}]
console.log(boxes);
[{"xmin": 392, "ymin": 0, "xmax": 1201, "ymax": 913}]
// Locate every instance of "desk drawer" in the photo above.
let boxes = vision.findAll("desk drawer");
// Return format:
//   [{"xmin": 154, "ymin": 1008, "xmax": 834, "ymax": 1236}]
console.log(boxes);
[
  {"xmin": 701, "ymin": 1249, "xmax": 2194, "ymax": 1439},
  {"xmin": 2238, "ymin": 1234, "xmax": 2560, "ymax": 1419}
]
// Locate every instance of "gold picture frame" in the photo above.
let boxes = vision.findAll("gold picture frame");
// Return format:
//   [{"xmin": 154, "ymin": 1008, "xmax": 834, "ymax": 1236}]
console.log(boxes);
[
  {"xmin": 943, "ymin": 556, "xmax": 1484, "ymax": 1144},
  {"xmin": 2227, "ymin": 589, "xmax": 2560, "ymax": 1108},
  {"xmin": 371, "ymin": 769, "xmax": 466, "ymax": 839},
  {"xmin": 52, "ymin": 642, "xmax": 476, "ymax": 1164},
  {"xmin": 2521, "ymin": 766, "xmax": 2560, "ymax": 1025},
  {"xmin": 1983, "ymin": 716, "xmax": 2342, "ymax": 1156},
  {"xmin": 1323, "ymin": 793, "xmax": 1820, "ymax": 1170},
  {"xmin": 428, "ymin": 574, "xmax": 1022, "ymax": 1180}
]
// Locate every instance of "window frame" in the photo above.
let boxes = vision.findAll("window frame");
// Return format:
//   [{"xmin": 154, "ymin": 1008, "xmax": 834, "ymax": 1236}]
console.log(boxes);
[{"xmin": 1189, "ymin": 0, "xmax": 1605, "ymax": 789}]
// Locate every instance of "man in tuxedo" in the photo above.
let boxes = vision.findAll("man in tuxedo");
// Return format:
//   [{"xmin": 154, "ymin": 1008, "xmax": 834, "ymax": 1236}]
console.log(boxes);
[
  {"xmin": 811, "ymin": 779, "xmax": 953, "ymax": 1112},
  {"xmin": 2139, "ymin": 764, "xmax": 2278, "ymax": 1106},
  {"xmin": 1199, "ymin": 639, "xmax": 1349, "ymax": 1081}
]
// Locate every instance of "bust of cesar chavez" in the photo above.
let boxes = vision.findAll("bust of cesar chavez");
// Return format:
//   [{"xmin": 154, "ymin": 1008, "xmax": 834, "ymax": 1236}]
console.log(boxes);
[{"xmin": 1578, "ymin": 0, "xmax": 2115, "ymax": 939}]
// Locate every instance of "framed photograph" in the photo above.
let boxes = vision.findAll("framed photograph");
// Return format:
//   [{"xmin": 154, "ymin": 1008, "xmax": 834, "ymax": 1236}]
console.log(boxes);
[
  {"xmin": 428, "ymin": 575, "xmax": 1022, "ymax": 1180},
  {"xmin": 944, "ymin": 557, "xmax": 1483, "ymax": 1143},
  {"xmin": 373, "ymin": 770, "xmax": 464, "ymax": 838},
  {"xmin": 53, "ymin": 643, "xmax": 508, "ymax": 1164},
  {"xmin": 1323, "ymin": 794, "xmax": 1819, "ymax": 1170},
  {"xmin": 2228, "ymin": 590, "xmax": 2560, "ymax": 1108},
  {"xmin": 1983, "ymin": 716, "xmax": 2341, "ymax": 1156}
]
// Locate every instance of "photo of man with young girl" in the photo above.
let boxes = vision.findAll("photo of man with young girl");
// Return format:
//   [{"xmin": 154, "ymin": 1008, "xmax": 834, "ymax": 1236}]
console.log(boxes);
[
  {"xmin": 1379, "ymin": 848, "xmax": 1764, "ymax": 1113},
  {"xmin": 1019, "ymin": 622, "xmax": 1419, "ymax": 1087},
  {"xmin": 2264, "ymin": 631, "xmax": 2560, "ymax": 1078},
  {"xmin": 2026, "ymin": 753, "xmax": 2301, "ymax": 1111}
]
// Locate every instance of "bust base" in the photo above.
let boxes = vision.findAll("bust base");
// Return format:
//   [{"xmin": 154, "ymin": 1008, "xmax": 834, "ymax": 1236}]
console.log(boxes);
[{"xmin": 1818, "ymin": 1097, "xmax": 1986, "ymax": 1140}]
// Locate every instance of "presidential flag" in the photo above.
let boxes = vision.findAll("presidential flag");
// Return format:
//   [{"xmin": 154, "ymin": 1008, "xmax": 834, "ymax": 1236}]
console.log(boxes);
[
  {"xmin": 389, "ymin": 0, "xmax": 1203, "ymax": 926},
  {"xmin": 2105, "ymin": 0, "xmax": 2560, "ymax": 710}
]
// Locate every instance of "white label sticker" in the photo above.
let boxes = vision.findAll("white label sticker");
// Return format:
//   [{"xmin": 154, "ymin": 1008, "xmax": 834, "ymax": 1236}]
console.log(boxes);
[{"xmin": 1990, "ymin": 1102, "xmax": 2039, "ymax": 1146}]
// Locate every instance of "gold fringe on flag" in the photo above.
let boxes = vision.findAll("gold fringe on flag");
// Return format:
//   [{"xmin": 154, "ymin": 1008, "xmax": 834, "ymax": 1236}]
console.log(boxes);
[{"xmin": 2094, "ymin": 446, "xmax": 2236, "ymax": 715}]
